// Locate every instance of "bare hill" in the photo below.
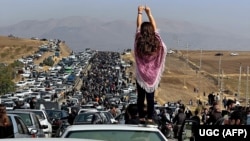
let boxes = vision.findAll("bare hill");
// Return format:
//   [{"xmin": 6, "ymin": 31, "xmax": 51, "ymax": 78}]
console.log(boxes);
[
  {"xmin": 0, "ymin": 35, "xmax": 72, "ymax": 64},
  {"xmin": 122, "ymin": 50, "xmax": 250, "ymax": 108}
]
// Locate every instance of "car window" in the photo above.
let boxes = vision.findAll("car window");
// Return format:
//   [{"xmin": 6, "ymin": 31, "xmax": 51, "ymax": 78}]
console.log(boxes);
[
  {"xmin": 33, "ymin": 114, "xmax": 42, "ymax": 129},
  {"xmin": 32, "ymin": 111, "xmax": 45, "ymax": 120},
  {"xmin": 13, "ymin": 113, "xmax": 32, "ymax": 126},
  {"xmin": 65, "ymin": 130, "xmax": 165, "ymax": 141},
  {"xmin": 15, "ymin": 116, "xmax": 29, "ymax": 134}
]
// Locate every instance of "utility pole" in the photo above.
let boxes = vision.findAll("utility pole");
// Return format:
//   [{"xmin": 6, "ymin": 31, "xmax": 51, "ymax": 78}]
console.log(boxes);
[
  {"xmin": 183, "ymin": 43, "xmax": 189, "ymax": 88},
  {"xmin": 237, "ymin": 64, "xmax": 242, "ymax": 100},
  {"xmin": 198, "ymin": 48, "xmax": 202, "ymax": 97},
  {"xmin": 220, "ymin": 69, "xmax": 224, "ymax": 109},
  {"xmin": 218, "ymin": 55, "xmax": 222, "ymax": 88},
  {"xmin": 246, "ymin": 66, "xmax": 249, "ymax": 107}
]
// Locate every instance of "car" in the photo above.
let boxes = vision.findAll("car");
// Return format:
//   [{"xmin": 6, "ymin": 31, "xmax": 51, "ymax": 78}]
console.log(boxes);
[
  {"xmin": 73, "ymin": 112, "xmax": 109, "ymax": 125},
  {"xmin": 7, "ymin": 114, "xmax": 38, "ymax": 138},
  {"xmin": 61, "ymin": 124, "xmax": 168, "ymax": 141},
  {"xmin": 45, "ymin": 109, "xmax": 70, "ymax": 137},
  {"xmin": 26, "ymin": 79, "xmax": 35, "ymax": 85},
  {"xmin": 14, "ymin": 109, "xmax": 52, "ymax": 138},
  {"xmin": 2, "ymin": 101, "xmax": 16, "ymax": 110},
  {"xmin": 7, "ymin": 111, "xmax": 47, "ymax": 138},
  {"xmin": 77, "ymin": 108, "xmax": 98, "ymax": 115},
  {"xmin": 16, "ymin": 81, "xmax": 27, "ymax": 87},
  {"xmin": 215, "ymin": 52, "xmax": 223, "ymax": 56},
  {"xmin": 230, "ymin": 52, "xmax": 239, "ymax": 56},
  {"xmin": 101, "ymin": 111, "xmax": 117, "ymax": 124}
]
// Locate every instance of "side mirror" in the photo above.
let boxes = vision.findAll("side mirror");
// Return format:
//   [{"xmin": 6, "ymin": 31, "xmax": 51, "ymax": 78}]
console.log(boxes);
[
  {"xmin": 42, "ymin": 125, "xmax": 48, "ymax": 129},
  {"xmin": 30, "ymin": 129, "xmax": 38, "ymax": 135}
]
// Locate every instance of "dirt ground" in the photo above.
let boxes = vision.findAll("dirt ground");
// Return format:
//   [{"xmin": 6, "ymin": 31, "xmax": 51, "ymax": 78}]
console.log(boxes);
[{"xmin": 122, "ymin": 50, "xmax": 250, "ymax": 111}]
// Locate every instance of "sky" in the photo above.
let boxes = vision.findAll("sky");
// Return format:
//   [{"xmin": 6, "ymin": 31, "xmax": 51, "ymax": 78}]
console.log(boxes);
[{"xmin": 0, "ymin": 0, "xmax": 250, "ymax": 37}]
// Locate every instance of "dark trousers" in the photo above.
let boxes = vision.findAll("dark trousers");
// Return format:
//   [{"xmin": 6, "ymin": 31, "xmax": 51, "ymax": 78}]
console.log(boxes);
[{"xmin": 137, "ymin": 82, "xmax": 155, "ymax": 119}]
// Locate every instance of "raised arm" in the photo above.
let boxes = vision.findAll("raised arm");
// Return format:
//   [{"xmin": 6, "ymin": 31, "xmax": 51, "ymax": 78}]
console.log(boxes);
[
  {"xmin": 137, "ymin": 6, "xmax": 144, "ymax": 30},
  {"xmin": 145, "ymin": 6, "xmax": 157, "ymax": 32}
]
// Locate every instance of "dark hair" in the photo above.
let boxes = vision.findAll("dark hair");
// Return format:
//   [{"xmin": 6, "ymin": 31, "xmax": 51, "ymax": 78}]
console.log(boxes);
[
  {"xmin": 136, "ymin": 22, "xmax": 160, "ymax": 56},
  {"xmin": 226, "ymin": 99, "xmax": 235, "ymax": 107}
]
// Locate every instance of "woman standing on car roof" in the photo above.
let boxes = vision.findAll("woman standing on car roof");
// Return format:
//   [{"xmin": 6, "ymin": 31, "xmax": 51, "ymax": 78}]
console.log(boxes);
[
  {"xmin": 0, "ymin": 104, "xmax": 14, "ymax": 138},
  {"xmin": 134, "ymin": 5, "xmax": 167, "ymax": 126}
]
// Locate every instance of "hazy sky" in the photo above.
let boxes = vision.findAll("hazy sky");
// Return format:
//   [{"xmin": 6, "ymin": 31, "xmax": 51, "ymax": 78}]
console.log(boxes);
[{"xmin": 1, "ymin": 0, "xmax": 250, "ymax": 37}]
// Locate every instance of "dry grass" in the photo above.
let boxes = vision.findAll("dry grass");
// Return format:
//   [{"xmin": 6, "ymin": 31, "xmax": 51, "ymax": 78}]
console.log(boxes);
[
  {"xmin": 122, "ymin": 50, "xmax": 250, "ymax": 110},
  {"xmin": 0, "ymin": 36, "xmax": 72, "ymax": 65}
]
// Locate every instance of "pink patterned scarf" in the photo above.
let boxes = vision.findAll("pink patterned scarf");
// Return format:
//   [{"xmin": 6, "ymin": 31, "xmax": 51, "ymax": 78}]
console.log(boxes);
[{"xmin": 134, "ymin": 31, "xmax": 167, "ymax": 93}]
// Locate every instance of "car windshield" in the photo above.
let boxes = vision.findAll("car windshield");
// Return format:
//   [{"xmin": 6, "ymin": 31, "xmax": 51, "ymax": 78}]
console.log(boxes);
[
  {"xmin": 65, "ymin": 130, "xmax": 165, "ymax": 141},
  {"xmin": 32, "ymin": 111, "xmax": 45, "ymax": 120},
  {"xmin": 13, "ymin": 113, "xmax": 33, "ymax": 126}
]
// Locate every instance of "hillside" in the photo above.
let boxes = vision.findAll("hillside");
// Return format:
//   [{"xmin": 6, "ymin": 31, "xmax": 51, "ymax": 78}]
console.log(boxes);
[
  {"xmin": 122, "ymin": 50, "xmax": 250, "ymax": 109},
  {"xmin": 0, "ymin": 35, "xmax": 72, "ymax": 65}
]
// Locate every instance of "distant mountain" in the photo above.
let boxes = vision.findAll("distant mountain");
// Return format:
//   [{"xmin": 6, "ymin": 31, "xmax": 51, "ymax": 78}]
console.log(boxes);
[{"xmin": 0, "ymin": 16, "xmax": 249, "ymax": 51}]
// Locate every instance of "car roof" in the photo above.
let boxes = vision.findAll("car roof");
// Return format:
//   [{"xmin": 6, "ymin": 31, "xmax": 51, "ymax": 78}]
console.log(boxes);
[
  {"xmin": 65, "ymin": 124, "xmax": 160, "ymax": 132},
  {"xmin": 7, "ymin": 111, "xmax": 33, "ymax": 114}
]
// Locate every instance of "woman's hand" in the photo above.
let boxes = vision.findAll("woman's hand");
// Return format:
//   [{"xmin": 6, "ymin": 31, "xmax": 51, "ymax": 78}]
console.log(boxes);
[
  {"xmin": 145, "ymin": 6, "xmax": 151, "ymax": 15},
  {"xmin": 138, "ymin": 5, "xmax": 145, "ymax": 13}
]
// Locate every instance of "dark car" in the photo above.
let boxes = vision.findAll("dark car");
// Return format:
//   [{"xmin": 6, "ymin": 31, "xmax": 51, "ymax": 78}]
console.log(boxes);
[
  {"xmin": 215, "ymin": 52, "xmax": 223, "ymax": 56},
  {"xmin": 45, "ymin": 109, "xmax": 69, "ymax": 137},
  {"xmin": 73, "ymin": 111, "xmax": 108, "ymax": 125}
]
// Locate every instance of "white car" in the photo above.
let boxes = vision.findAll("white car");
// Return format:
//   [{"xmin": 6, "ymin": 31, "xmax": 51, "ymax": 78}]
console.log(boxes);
[
  {"xmin": 15, "ymin": 109, "xmax": 53, "ymax": 138},
  {"xmin": 230, "ymin": 52, "xmax": 239, "ymax": 56},
  {"xmin": 26, "ymin": 79, "xmax": 35, "ymax": 85},
  {"xmin": 21, "ymin": 72, "xmax": 31, "ymax": 78},
  {"xmin": 43, "ymin": 94, "xmax": 52, "ymax": 102},
  {"xmin": 37, "ymin": 76, "xmax": 46, "ymax": 81},
  {"xmin": 61, "ymin": 125, "xmax": 167, "ymax": 141},
  {"xmin": 16, "ymin": 81, "xmax": 27, "ymax": 87}
]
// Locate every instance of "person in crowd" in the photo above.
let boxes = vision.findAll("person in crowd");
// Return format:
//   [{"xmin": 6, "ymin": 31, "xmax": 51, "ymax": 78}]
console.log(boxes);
[
  {"xmin": 206, "ymin": 102, "xmax": 222, "ymax": 125},
  {"xmin": 184, "ymin": 107, "xmax": 193, "ymax": 119},
  {"xmin": 29, "ymin": 97, "xmax": 36, "ymax": 109},
  {"xmin": 0, "ymin": 104, "xmax": 14, "ymax": 138},
  {"xmin": 61, "ymin": 102, "xmax": 68, "ymax": 111},
  {"xmin": 190, "ymin": 109, "xmax": 201, "ymax": 125},
  {"xmin": 246, "ymin": 108, "xmax": 250, "ymax": 125},
  {"xmin": 68, "ymin": 109, "xmax": 77, "ymax": 125},
  {"xmin": 134, "ymin": 5, "xmax": 167, "ymax": 126},
  {"xmin": 201, "ymin": 108, "xmax": 209, "ymax": 124},
  {"xmin": 173, "ymin": 108, "xmax": 186, "ymax": 138},
  {"xmin": 226, "ymin": 99, "xmax": 236, "ymax": 115},
  {"xmin": 224, "ymin": 110, "xmax": 245, "ymax": 125},
  {"xmin": 109, "ymin": 105, "xmax": 117, "ymax": 117},
  {"xmin": 115, "ymin": 105, "xmax": 121, "ymax": 116},
  {"xmin": 125, "ymin": 104, "xmax": 139, "ymax": 124}
]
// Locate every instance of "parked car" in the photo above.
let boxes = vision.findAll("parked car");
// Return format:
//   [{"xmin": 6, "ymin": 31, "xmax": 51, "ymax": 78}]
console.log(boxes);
[
  {"xmin": 61, "ymin": 124, "xmax": 168, "ymax": 141},
  {"xmin": 7, "ymin": 111, "xmax": 47, "ymax": 138},
  {"xmin": 7, "ymin": 114, "xmax": 38, "ymax": 138}
]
